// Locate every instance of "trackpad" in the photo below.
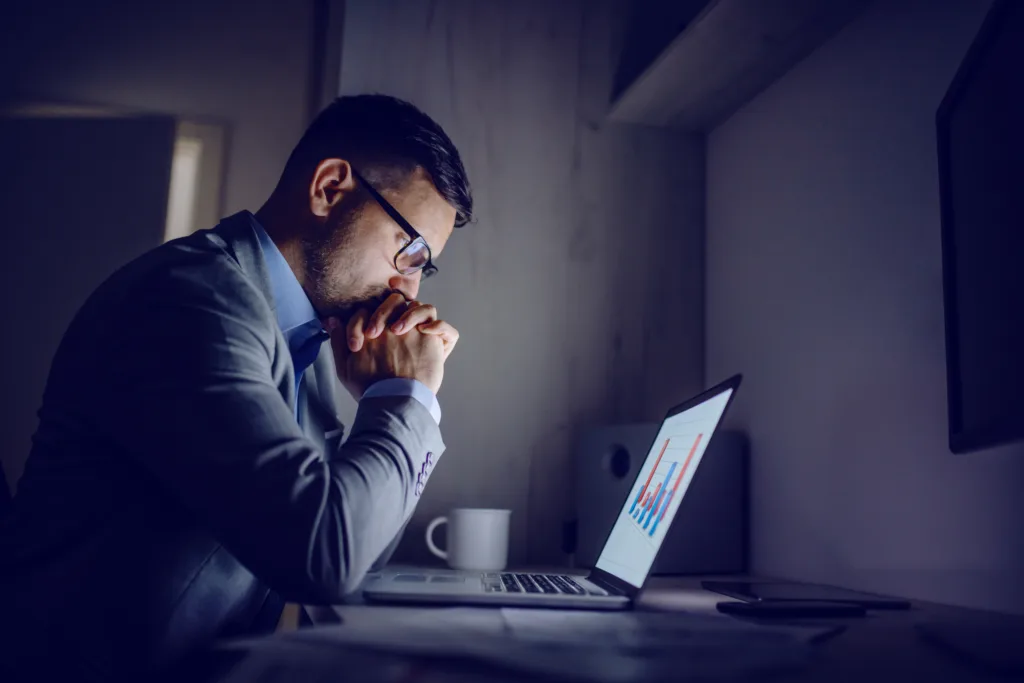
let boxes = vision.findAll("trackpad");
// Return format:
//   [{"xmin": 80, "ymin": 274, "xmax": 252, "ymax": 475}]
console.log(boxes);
[
  {"xmin": 430, "ymin": 576, "xmax": 466, "ymax": 583},
  {"xmin": 393, "ymin": 574, "xmax": 429, "ymax": 582}
]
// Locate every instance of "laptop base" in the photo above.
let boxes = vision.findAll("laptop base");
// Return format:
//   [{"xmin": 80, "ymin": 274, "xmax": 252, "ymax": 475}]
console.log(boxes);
[{"xmin": 363, "ymin": 569, "xmax": 630, "ymax": 609}]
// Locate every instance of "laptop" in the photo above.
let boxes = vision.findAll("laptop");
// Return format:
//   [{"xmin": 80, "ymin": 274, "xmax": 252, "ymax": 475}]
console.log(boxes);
[{"xmin": 363, "ymin": 374, "xmax": 742, "ymax": 609}]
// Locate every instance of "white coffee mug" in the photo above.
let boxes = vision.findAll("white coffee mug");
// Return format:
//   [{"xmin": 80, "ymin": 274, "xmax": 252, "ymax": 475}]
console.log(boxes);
[{"xmin": 425, "ymin": 508, "xmax": 511, "ymax": 571}]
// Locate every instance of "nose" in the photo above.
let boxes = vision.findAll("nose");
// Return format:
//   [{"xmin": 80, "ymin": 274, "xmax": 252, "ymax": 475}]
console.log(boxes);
[{"xmin": 388, "ymin": 272, "xmax": 420, "ymax": 301}]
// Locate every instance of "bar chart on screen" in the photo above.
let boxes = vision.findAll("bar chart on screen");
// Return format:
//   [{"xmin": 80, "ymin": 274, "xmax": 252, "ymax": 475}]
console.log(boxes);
[
  {"xmin": 626, "ymin": 432, "xmax": 703, "ymax": 547},
  {"xmin": 595, "ymin": 387, "xmax": 733, "ymax": 587}
]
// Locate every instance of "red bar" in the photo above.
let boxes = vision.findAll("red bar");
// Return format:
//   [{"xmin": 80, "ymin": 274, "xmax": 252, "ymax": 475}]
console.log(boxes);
[
  {"xmin": 672, "ymin": 434, "xmax": 702, "ymax": 496},
  {"xmin": 655, "ymin": 434, "xmax": 703, "ymax": 525},
  {"xmin": 636, "ymin": 439, "xmax": 670, "ymax": 505},
  {"xmin": 646, "ymin": 483, "xmax": 662, "ymax": 513}
]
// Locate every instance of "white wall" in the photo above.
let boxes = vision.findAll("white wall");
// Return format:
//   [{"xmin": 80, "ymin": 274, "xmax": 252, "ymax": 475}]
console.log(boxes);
[
  {"xmin": 707, "ymin": 0, "xmax": 1024, "ymax": 613},
  {"xmin": 0, "ymin": 0, "xmax": 313, "ymax": 214},
  {"xmin": 339, "ymin": 0, "xmax": 705, "ymax": 564}
]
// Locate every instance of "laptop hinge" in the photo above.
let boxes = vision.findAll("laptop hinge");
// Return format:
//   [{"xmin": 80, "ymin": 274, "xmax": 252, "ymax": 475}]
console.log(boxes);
[{"xmin": 587, "ymin": 573, "xmax": 627, "ymax": 597}]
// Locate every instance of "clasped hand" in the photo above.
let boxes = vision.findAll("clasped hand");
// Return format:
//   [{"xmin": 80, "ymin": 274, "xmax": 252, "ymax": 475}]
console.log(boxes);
[{"xmin": 327, "ymin": 293, "xmax": 459, "ymax": 398}]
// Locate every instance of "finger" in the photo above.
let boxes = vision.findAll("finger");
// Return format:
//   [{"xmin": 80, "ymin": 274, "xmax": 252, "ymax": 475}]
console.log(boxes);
[
  {"xmin": 417, "ymin": 319, "xmax": 459, "ymax": 359},
  {"xmin": 366, "ymin": 292, "xmax": 408, "ymax": 339},
  {"xmin": 324, "ymin": 317, "xmax": 348, "ymax": 356},
  {"xmin": 345, "ymin": 309, "xmax": 369, "ymax": 352},
  {"xmin": 391, "ymin": 303, "xmax": 437, "ymax": 334}
]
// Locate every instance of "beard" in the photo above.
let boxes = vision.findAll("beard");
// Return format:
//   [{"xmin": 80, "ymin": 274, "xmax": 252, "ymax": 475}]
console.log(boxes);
[{"xmin": 301, "ymin": 198, "xmax": 390, "ymax": 322}]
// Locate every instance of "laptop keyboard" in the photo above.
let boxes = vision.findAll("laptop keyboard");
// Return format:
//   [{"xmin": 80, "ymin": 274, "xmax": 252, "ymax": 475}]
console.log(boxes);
[{"xmin": 494, "ymin": 573, "xmax": 588, "ymax": 595}]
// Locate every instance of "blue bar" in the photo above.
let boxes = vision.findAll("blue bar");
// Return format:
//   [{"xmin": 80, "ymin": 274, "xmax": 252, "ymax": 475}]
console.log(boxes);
[
  {"xmin": 643, "ymin": 462, "xmax": 677, "ymax": 529},
  {"xmin": 637, "ymin": 494, "xmax": 651, "ymax": 521},
  {"xmin": 642, "ymin": 490, "xmax": 662, "ymax": 528},
  {"xmin": 649, "ymin": 490, "xmax": 674, "ymax": 536}
]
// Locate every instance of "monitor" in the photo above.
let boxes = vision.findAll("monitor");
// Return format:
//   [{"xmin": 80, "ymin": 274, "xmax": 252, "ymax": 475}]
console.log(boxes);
[{"xmin": 937, "ymin": 0, "xmax": 1024, "ymax": 453}]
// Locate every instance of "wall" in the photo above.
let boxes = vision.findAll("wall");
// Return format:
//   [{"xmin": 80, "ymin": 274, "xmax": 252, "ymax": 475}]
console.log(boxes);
[
  {"xmin": 339, "ymin": 0, "xmax": 705, "ymax": 564},
  {"xmin": 0, "ymin": 0, "xmax": 313, "ymax": 218},
  {"xmin": 0, "ymin": 115, "xmax": 175, "ymax": 490},
  {"xmin": 707, "ymin": 0, "xmax": 1024, "ymax": 613},
  {"xmin": 0, "ymin": 0, "xmax": 314, "ymax": 487}
]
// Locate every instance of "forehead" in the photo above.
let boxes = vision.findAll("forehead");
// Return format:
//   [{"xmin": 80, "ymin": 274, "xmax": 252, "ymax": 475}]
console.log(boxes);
[{"xmin": 377, "ymin": 168, "xmax": 456, "ymax": 248}]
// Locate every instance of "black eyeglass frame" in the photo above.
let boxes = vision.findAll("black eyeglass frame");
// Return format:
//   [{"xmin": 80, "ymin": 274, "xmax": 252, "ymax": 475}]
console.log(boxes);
[{"xmin": 352, "ymin": 168, "xmax": 438, "ymax": 279}]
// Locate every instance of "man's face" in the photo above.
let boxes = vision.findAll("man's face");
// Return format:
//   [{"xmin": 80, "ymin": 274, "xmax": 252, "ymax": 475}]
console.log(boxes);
[{"xmin": 303, "ymin": 166, "xmax": 457, "ymax": 320}]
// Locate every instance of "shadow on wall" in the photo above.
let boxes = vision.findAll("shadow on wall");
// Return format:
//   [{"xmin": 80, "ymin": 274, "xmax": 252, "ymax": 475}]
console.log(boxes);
[{"xmin": 0, "ymin": 111, "xmax": 175, "ymax": 487}]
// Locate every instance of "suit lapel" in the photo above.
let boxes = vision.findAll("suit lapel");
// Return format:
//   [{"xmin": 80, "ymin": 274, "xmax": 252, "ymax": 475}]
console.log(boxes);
[
  {"xmin": 214, "ymin": 211, "xmax": 345, "ymax": 439},
  {"xmin": 211, "ymin": 211, "xmax": 297, "ymax": 411},
  {"xmin": 214, "ymin": 212, "xmax": 276, "ymax": 311},
  {"xmin": 304, "ymin": 344, "xmax": 345, "ymax": 440}
]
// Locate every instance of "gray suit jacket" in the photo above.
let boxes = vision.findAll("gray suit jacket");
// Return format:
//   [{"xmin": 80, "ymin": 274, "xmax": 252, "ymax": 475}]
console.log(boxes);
[{"xmin": 0, "ymin": 213, "xmax": 443, "ymax": 679}]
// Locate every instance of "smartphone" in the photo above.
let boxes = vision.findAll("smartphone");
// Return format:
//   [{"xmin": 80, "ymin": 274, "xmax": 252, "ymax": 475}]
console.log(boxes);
[
  {"xmin": 704, "ymin": 580, "xmax": 911, "ymax": 610},
  {"xmin": 717, "ymin": 600, "xmax": 867, "ymax": 618}
]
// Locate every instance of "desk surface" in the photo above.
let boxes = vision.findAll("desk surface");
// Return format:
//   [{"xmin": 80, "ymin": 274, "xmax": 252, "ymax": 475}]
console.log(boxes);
[
  {"xmin": 645, "ymin": 576, "xmax": 1023, "ymax": 682},
  {"xmin": 275, "ymin": 574, "xmax": 1024, "ymax": 683}
]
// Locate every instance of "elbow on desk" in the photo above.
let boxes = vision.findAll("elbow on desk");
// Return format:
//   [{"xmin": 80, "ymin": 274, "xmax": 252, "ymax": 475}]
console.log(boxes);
[
  {"xmin": 280, "ymin": 572, "xmax": 364, "ymax": 605},
  {"xmin": 312, "ymin": 556, "xmax": 371, "ymax": 603},
  {"xmin": 267, "ymin": 555, "xmax": 368, "ymax": 605},
  {"xmin": 254, "ymin": 469, "xmax": 399, "ymax": 604},
  {"xmin": 267, "ymin": 524, "xmax": 375, "ymax": 604}
]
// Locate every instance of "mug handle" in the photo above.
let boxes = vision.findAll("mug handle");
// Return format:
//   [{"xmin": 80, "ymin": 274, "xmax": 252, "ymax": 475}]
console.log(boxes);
[{"xmin": 425, "ymin": 516, "xmax": 448, "ymax": 560}]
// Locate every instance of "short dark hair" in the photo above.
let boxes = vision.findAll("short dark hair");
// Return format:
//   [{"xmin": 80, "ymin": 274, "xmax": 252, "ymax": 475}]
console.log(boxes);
[{"xmin": 283, "ymin": 94, "xmax": 473, "ymax": 227}]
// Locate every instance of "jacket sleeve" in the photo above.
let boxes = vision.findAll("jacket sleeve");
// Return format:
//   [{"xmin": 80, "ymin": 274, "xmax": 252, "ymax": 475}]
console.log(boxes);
[
  {"xmin": 105, "ymin": 270, "xmax": 443, "ymax": 603},
  {"xmin": 369, "ymin": 519, "xmax": 410, "ymax": 572}
]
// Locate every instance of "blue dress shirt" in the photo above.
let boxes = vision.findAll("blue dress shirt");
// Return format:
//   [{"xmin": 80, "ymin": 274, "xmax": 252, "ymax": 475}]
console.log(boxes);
[{"xmin": 251, "ymin": 215, "xmax": 441, "ymax": 424}]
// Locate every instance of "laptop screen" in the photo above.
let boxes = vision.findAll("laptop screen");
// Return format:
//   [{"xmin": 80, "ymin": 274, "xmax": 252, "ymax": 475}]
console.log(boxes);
[{"xmin": 594, "ymin": 387, "xmax": 735, "ymax": 587}]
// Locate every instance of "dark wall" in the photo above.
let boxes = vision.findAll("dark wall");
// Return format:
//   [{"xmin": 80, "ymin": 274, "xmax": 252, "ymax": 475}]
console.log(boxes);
[
  {"xmin": 707, "ymin": 0, "xmax": 1024, "ymax": 614},
  {"xmin": 0, "ymin": 115, "xmax": 175, "ymax": 485},
  {"xmin": 0, "ymin": 0, "xmax": 314, "ymax": 487},
  {"xmin": 0, "ymin": 0, "xmax": 313, "ymax": 213}
]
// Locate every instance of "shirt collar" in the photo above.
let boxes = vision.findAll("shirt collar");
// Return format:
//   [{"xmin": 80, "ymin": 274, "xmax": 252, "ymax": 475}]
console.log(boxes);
[{"xmin": 249, "ymin": 213, "xmax": 322, "ymax": 338}]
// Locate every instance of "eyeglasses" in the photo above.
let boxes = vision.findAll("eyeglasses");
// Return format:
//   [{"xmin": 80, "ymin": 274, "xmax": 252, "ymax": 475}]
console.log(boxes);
[{"xmin": 352, "ymin": 169, "xmax": 437, "ymax": 279}]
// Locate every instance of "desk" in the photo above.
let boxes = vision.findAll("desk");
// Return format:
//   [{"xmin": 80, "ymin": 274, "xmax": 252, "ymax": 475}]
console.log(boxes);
[{"xmin": 207, "ymin": 575, "xmax": 1024, "ymax": 683}]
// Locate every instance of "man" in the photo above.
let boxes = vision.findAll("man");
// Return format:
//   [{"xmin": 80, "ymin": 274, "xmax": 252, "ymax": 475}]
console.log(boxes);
[{"xmin": 0, "ymin": 94, "xmax": 472, "ymax": 679}]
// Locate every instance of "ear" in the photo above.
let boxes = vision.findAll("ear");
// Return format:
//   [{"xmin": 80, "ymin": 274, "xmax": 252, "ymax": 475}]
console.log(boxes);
[{"xmin": 309, "ymin": 158, "xmax": 356, "ymax": 218}]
